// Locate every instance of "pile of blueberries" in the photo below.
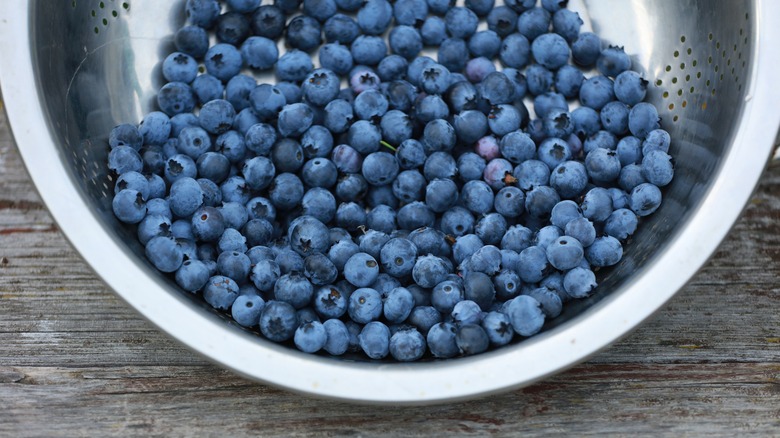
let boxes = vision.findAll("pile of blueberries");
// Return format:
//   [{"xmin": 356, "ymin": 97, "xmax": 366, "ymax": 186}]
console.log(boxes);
[{"xmin": 108, "ymin": 0, "xmax": 675, "ymax": 361}]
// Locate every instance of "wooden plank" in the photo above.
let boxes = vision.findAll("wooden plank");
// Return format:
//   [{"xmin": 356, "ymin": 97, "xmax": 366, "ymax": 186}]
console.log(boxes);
[{"xmin": 0, "ymin": 363, "xmax": 778, "ymax": 436}]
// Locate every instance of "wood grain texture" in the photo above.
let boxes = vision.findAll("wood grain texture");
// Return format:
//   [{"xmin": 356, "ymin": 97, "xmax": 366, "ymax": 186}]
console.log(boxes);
[{"xmin": 0, "ymin": 105, "xmax": 778, "ymax": 436}]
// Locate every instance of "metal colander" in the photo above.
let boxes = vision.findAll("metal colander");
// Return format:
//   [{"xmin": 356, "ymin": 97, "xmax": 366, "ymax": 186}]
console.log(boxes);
[{"xmin": 0, "ymin": 0, "xmax": 778, "ymax": 404}]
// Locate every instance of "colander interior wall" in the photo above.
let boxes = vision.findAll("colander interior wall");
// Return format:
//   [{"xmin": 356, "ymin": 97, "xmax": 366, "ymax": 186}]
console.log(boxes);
[{"xmin": 30, "ymin": 0, "xmax": 754, "ymax": 343}]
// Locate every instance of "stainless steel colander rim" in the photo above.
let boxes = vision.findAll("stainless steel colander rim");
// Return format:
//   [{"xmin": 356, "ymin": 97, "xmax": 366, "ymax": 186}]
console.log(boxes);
[{"xmin": 1, "ymin": 0, "xmax": 778, "ymax": 404}]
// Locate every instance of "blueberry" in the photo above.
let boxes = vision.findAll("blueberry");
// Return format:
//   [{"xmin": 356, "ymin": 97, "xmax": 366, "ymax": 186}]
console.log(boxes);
[
  {"xmin": 513, "ymin": 160, "xmax": 550, "ymax": 191},
  {"xmin": 335, "ymin": 174, "xmax": 368, "ymax": 203},
  {"xmin": 303, "ymin": 0, "xmax": 338, "ymax": 22},
  {"xmin": 112, "ymin": 189, "xmax": 146, "ymax": 228},
  {"xmin": 278, "ymin": 103, "xmax": 315, "ymax": 138},
  {"xmin": 475, "ymin": 214, "xmax": 508, "ymax": 247},
  {"xmin": 461, "ymin": 180, "xmax": 494, "ymax": 215},
  {"xmin": 463, "ymin": 271, "xmax": 496, "ymax": 310},
  {"xmin": 482, "ymin": 311, "xmax": 513, "ymax": 346},
  {"xmin": 523, "ymin": 64, "xmax": 553, "ymax": 98},
  {"xmin": 493, "ymin": 269, "xmax": 521, "ymax": 300},
  {"xmin": 175, "ymin": 259, "xmax": 210, "ymax": 292},
  {"xmin": 319, "ymin": 45, "xmax": 355, "ymax": 78},
  {"xmin": 437, "ymin": 38, "xmax": 469, "ymax": 73},
  {"xmin": 429, "ymin": 279, "xmax": 463, "ymax": 314},
  {"xmin": 584, "ymin": 130, "xmax": 618, "ymax": 154},
  {"xmin": 259, "ymin": 300, "xmax": 298, "ymax": 342},
  {"xmin": 377, "ymin": 55, "xmax": 409, "ymax": 82},
  {"xmin": 585, "ymin": 236, "xmax": 623, "ymax": 267},
  {"xmin": 269, "ymin": 173, "xmax": 304, "ymax": 210},
  {"xmin": 501, "ymin": 225, "xmax": 533, "ymax": 253},
  {"xmin": 549, "ymin": 66, "xmax": 583, "ymax": 100},
  {"xmin": 218, "ymin": 228, "xmax": 248, "ymax": 254},
  {"xmin": 597, "ymin": 45, "xmax": 632, "ymax": 78},
  {"xmin": 500, "ymin": 33, "xmax": 532, "ymax": 69},
  {"xmin": 567, "ymin": 30, "xmax": 601, "ymax": 66},
  {"xmin": 366, "ymin": 205, "xmax": 397, "ymax": 234},
  {"xmin": 579, "ymin": 188, "xmax": 612, "ymax": 223},
  {"xmin": 322, "ymin": 319, "xmax": 350, "ymax": 355},
  {"xmin": 288, "ymin": 216, "xmax": 330, "ymax": 257},
  {"xmin": 562, "ymin": 267, "xmax": 597, "ymax": 299},
  {"xmin": 481, "ymin": 158, "xmax": 512, "ymax": 191},
  {"xmin": 616, "ymin": 136, "xmax": 643, "ymax": 166},
  {"xmin": 362, "ymin": 152, "xmax": 400, "ymax": 187},
  {"xmin": 275, "ymin": 272, "xmax": 315, "ymax": 309},
  {"xmin": 114, "ymin": 171, "xmax": 149, "ymax": 200},
  {"xmin": 408, "ymin": 305, "xmax": 442, "ymax": 336},
  {"xmin": 618, "ymin": 164, "xmax": 647, "ymax": 191},
  {"xmin": 203, "ymin": 275, "xmax": 240, "ymax": 310},
  {"xmin": 549, "ymin": 200, "xmax": 581, "ymax": 229},
  {"xmin": 388, "ymin": 26, "xmax": 423, "ymax": 61},
  {"xmin": 238, "ymin": 37, "xmax": 278, "ymax": 72},
  {"xmin": 342, "ymin": 253, "xmax": 379, "ymax": 288},
  {"xmin": 285, "ymin": 15, "xmax": 323, "ymax": 52},
  {"xmin": 276, "ymin": 50, "xmax": 315, "ymax": 82},
  {"xmin": 300, "ymin": 188, "xmax": 336, "ymax": 223},
  {"xmin": 494, "ymin": 187, "xmax": 525, "ymax": 219},
  {"xmin": 422, "ymin": 179, "xmax": 457, "ymax": 214},
  {"xmin": 397, "ymin": 201, "xmax": 436, "ymax": 230},
  {"xmin": 524, "ymin": 286, "xmax": 563, "ymax": 318},
  {"xmin": 217, "ymin": 250, "xmax": 252, "ymax": 284},
  {"xmin": 146, "ymin": 198, "xmax": 172, "ymax": 220},
  {"xmin": 336, "ymin": 201, "xmax": 368, "ymax": 231},
  {"xmin": 250, "ymin": 259, "xmax": 281, "ymax": 293},
  {"xmin": 534, "ymin": 225, "xmax": 563, "ymax": 249},
  {"xmin": 439, "ymin": 207, "xmax": 473, "ymax": 237},
  {"xmin": 389, "ymin": 329, "xmax": 426, "ymax": 361},
  {"xmin": 487, "ymin": 6, "xmax": 518, "ymax": 37},
  {"xmin": 324, "ymin": 14, "xmax": 361, "ymax": 44},
  {"xmin": 545, "ymin": 236, "xmax": 584, "ymax": 270},
  {"xmin": 517, "ymin": 7, "xmax": 551, "ymax": 41},
  {"xmin": 641, "ymin": 150, "xmax": 674, "ymax": 187},
  {"xmin": 579, "ymin": 75, "xmax": 615, "ymax": 111},
  {"xmin": 216, "ymin": 12, "xmax": 251, "ymax": 46},
  {"xmin": 454, "ymin": 153, "xmax": 484, "ymax": 183},
  {"xmin": 629, "ymin": 182, "xmax": 663, "ymax": 216},
  {"xmin": 347, "ymin": 287, "xmax": 382, "ymax": 324},
  {"xmin": 412, "ymin": 254, "xmax": 451, "ymax": 289},
  {"xmin": 525, "ymin": 185, "xmax": 560, "ymax": 219},
  {"xmin": 427, "ymin": 322, "xmax": 459, "ymax": 358},
  {"xmin": 175, "ymin": 25, "xmax": 210, "ymax": 59},
  {"xmin": 380, "ymin": 110, "xmax": 413, "ymax": 146},
  {"xmin": 497, "ymin": 132, "xmax": 533, "ymax": 164},
  {"xmin": 359, "ymin": 321, "xmax": 391, "ymax": 359},
  {"xmin": 444, "ymin": 7, "xmax": 479, "ymax": 39},
  {"xmin": 642, "ymin": 129, "xmax": 671, "ymax": 155},
  {"xmin": 532, "ymin": 33, "xmax": 571, "ymax": 70},
  {"xmin": 379, "ymin": 286, "xmax": 414, "ymax": 323},
  {"xmin": 452, "ymin": 234, "xmax": 484, "ymax": 265},
  {"xmin": 604, "ymin": 208, "xmax": 638, "ymax": 241},
  {"xmin": 292, "ymin": 321, "xmax": 326, "ymax": 354},
  {"xmin": 585, "ymin": 148, "xmax": 622, "ymax": 183},
  {"xmin": 357, "ymin": 0, "xmax": 393, "ymax": 35},
  {"xmin": 552, "ymin": 8, "xmax": 582, "ymax": 43},
  {"xmin": 275, "ymin": 247, "xmax": 306, "ymax": 274},
  {"xmin": 377, "ymin": 238, "xmax": 417, "ymax": 279},
  {"xmin": 456, "ymin": 324, "xmax": 489, "ymax": 355},
  {"xmin": 418, "ymin": 16, "xmax": 447, "ymax": 47},
  {"xmin": 185, "ymin": 0, "xmax": 220, "ymax": 28},
  {"xmin": 564, "ymin": 217, "xmax": 596, "ymax": 248},
  {"xmin": 507, "ymin": 295, "xmax": 545, "ymax": 337},
  {"xmin": 350, "ymin": 69, "xmax": 382, "ymax": 95}
]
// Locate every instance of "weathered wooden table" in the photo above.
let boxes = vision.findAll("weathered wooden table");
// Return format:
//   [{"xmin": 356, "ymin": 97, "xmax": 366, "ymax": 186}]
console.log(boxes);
[{"xmin": 0, "ymin": 109, "xmax": 777, "ymax": 436}]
